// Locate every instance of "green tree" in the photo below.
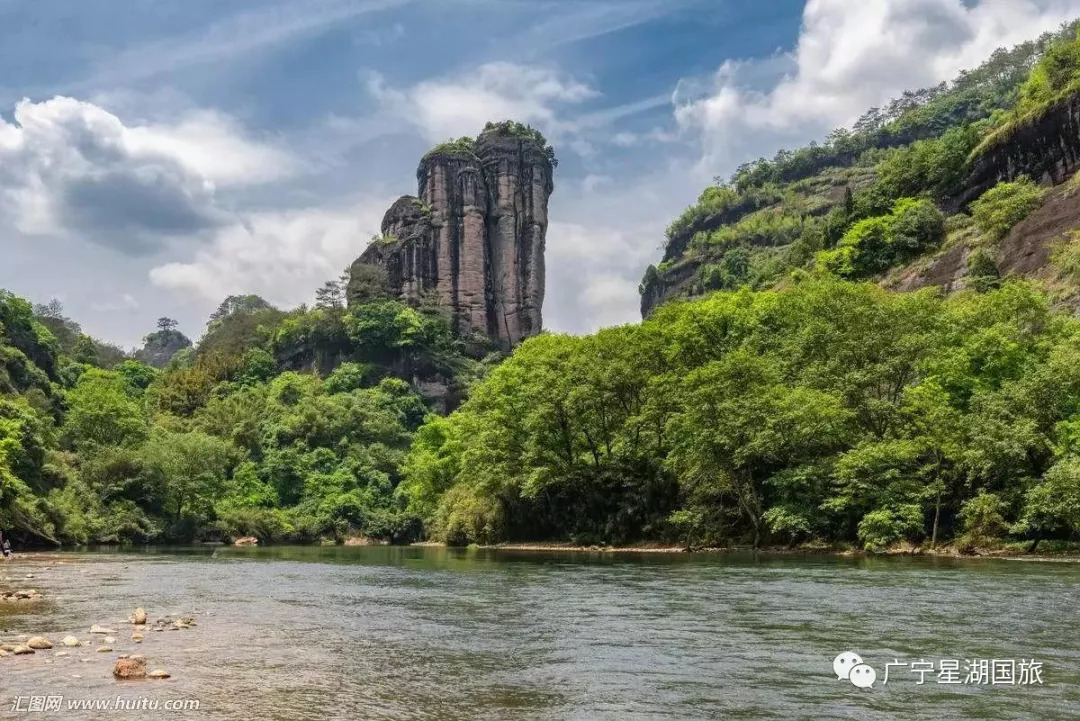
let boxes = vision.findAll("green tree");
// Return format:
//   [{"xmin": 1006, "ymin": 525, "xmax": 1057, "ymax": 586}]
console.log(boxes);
[
  {"xmin": 667, "ymin": 351, "xmax": 850, "ymax": 548},
  {"xmin": 63, "ymin": 370, "xmax": 147, "ymax": 449},
  {"xmin": 139, "ymin": 429, "xmax": 238, "ymax": 533},
  {"xmin": 1015, "ymin": 455, "xmax": 1080, "ymax": 551}
]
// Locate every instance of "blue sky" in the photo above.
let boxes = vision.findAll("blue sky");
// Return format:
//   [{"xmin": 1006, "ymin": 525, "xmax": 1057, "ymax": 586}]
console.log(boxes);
[{"xmin": 0, "ymin": 0, "xmax": 1077, "ymax": 347}]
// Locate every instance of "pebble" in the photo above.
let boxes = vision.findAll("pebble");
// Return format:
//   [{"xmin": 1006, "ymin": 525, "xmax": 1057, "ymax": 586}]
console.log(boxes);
[
  {"xmin": 96, "ymin": 646, "xmax": 112, "ymax": 653},
  {"xmin": 113, "ymin": 657, "xmax": 146, "ymax": 679},
  {"xmin": 148, "ymin": 669, "xmax": 171, "ymax": 679}
]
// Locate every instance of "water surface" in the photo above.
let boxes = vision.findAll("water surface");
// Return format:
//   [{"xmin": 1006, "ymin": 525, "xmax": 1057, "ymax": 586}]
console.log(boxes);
[{"xmin": 0, "ymin": 547, "xmax": 1077, "ymax": 720}]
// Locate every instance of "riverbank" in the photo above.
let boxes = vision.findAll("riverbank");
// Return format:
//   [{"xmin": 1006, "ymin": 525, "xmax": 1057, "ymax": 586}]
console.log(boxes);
[
  {"xmin": 6, "ymin": 539, "xmax": 1080, "ymax": 562},
  {"xmin": 438, "ymin": 539, "xmax": 1080, "ymax": 561}
]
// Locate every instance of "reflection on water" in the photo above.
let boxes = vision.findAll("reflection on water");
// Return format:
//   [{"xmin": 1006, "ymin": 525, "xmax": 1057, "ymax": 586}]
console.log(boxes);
[{"xmin": 0, "ymin": 547, "xmax": 1078, "ymax": 721}]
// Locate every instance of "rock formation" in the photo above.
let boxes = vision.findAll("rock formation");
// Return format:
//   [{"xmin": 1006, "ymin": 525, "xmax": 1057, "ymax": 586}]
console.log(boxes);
[
  {"xmin": 134, "ymin": 328, "xmax": 191, "ymax": 368},
  {"xmin": 348, "ymin": 122, "xmax": 555, "ymax": 348},
  {"xmin": 959, "ymin": 91, "xmax": 1080, "ymax": 207}
]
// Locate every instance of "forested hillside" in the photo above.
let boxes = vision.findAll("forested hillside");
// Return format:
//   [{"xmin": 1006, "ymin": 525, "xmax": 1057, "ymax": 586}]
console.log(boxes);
[
  {"xmin": 640, "ymin": 22, "xmax": 1080, "ymax": 315},
  {"xmin": 0, "ymin": 281, "xmax": 487, "ymax": 546}
]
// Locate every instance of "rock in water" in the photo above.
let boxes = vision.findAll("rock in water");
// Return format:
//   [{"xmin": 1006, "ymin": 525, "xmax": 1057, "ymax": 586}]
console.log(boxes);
[
  {"xmin": 61, "ymin": 636, "xmax": 80, "ymax": 647},
  {"xmin": 113, "ymin": 657, "xmax": 147, "ymax": 679},
  {"xmin": 103, "ymin": 636, "xmax": 115, "ymax": 644},
  {"xmin": 148, "ymin": 669, "xmax": 171, "ymax": 679},
  {"xmin": 26, "ymin": 636, "xmax": 52, "ymax": 649},
  {"xmin": 131, "ymin": 607, "xmax": 148, "ymax": 625},
  {"xmin": 96, "ymin": 646, "xmax": 112, "ymax": 653},
  {"xmin": 12, "ymin": 645, "xmax": 34, "ymax": 655},
  {"xmin": 89, "ymin": 624, "xmax": 113, "ymax": 635},
  {"xmin": 233, "ymin": 536, "xmax": 258, "ymax": 547},
  {"xmin": 131, "ymin": 633, "xmax": 143, "ymax": 643}
]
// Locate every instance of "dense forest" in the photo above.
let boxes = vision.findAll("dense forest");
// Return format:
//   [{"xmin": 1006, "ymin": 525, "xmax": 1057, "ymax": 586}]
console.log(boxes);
[
  {"xmin": 0, "ymin": 283, "xmax": 484, "ymax": 546},
  {"xmin": 4, "ymin": 26, "xmax": 1080, "ymax": 552}
]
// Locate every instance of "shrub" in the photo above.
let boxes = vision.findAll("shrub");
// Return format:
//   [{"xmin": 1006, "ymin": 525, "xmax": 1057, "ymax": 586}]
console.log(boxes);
[
  {"xmin": 966, "ymin": 247, "xmax": 1001, "ymax": 292},
  {"xmin": 817, "ymin": 198, "xmax": 944, "ymax": 277},
  {"xmin": 956, "ymin": 491, "xmax": 1008, "ymax": 552},
  {"xmin": 857, "ymin": 505, "xmax": 924, "ymax": 552},
  {"xmin": 970, "ymin": 177, "xmax": 1046, "ymax": 240}
]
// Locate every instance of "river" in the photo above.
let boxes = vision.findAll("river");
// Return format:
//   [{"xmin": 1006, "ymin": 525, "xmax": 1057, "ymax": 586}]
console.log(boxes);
[{"xmin": 0, "ymin": 547, "xmax": 1077, "ymax": 720}]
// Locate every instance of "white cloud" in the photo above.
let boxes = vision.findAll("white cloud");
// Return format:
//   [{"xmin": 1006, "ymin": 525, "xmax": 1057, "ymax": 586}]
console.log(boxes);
[
  {"xmin": 675, "ymin": 0, "xmax": 1080, "ymax": 170},
  {"xmin": 366, "ymin": 62, "xmax": 597, "ymax": 142},
  {"xmin": 148, "ymin": 199, "xmax": 389, "ymax": 307},
  {"xmin": 544, "ymin": 218, "xmax": 665, "ymax": 332},
  {"xmin": 0, "ymin": 96, "xmax": 295, "ymax": 254},
  {"xmin": 125, "ymin": 110, "xmax": 294, "ymax": 187}
]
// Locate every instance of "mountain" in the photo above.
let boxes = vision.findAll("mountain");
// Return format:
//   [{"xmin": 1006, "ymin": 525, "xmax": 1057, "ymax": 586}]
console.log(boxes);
[{"xmin": 640, "ymin": 22, "xmax": 1080, "ymax": 317}]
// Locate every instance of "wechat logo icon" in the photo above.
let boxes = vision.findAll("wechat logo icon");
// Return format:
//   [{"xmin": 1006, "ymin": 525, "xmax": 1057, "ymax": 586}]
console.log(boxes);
[{"xmin": 834, "ymin": 651, "xmax": 876, "ymax": 689}]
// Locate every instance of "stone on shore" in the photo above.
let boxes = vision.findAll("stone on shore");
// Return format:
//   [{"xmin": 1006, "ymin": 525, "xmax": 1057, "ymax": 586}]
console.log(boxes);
[
  {"xmin": 233, "ymin": 536, "xmax": 258, "ymax": 546},
  {"xmin": 113, "ymin": 657, "xmax": 146, "ymax": 679},
  {"xmin": 26, "ymin": 636, "xmax": 52, "ymax": 649}
]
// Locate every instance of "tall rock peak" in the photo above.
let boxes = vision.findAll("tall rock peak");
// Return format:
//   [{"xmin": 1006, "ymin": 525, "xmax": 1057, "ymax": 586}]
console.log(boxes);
[{"xmin": 348, "ymin": 122, "xmax": 554, "ymax": 349}]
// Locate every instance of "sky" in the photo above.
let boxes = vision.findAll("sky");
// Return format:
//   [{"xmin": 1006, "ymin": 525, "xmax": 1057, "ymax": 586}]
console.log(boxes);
[{"xmin": 1, "ymin": 0, "xmax": 1079, "ymax": 348}]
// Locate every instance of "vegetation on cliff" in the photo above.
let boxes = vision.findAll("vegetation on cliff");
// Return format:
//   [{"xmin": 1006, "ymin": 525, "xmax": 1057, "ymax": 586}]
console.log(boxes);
[{"xmin": 641, "ymin": 22, "xmax": 1080, "ymax": 315}]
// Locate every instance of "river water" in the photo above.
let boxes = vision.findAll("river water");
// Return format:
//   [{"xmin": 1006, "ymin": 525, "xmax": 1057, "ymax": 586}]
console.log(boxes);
[{"xmin": 0, "ymin": 547, "xmax": 1077, "ymax": 721}]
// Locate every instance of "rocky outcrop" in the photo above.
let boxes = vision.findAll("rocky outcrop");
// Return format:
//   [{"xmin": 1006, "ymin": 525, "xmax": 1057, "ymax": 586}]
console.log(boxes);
[
  {"xmin": 960, "ymin": 91, "xmax": 1080, "ymax": 206},
  {"xmin": 348, "ymin": 122, "xmax": 555, "ymax": 348},
  {"xmin": 639, "ymin": 260, "xmax": 702, "ymax": 318},
  {"xmin": 134, "ymin": 329, "xmax": 191, "ymax": 368},
  {"xmin": 890, "ymin": 181, "xmax": 1080, "ymax": 295}
]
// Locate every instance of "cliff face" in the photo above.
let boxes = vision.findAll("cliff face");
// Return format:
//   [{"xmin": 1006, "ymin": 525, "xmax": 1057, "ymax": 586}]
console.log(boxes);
[
  {"xmin": 348, "ymin": 123, "xmax": 554, "ymax": 349},
  {"xmin": 959, "ymin": 92, "xmax": 1080, "ymax": 206},
  {"xmin": 891, "ymin": 91, "xmax": 1080, "ymax": 295}
]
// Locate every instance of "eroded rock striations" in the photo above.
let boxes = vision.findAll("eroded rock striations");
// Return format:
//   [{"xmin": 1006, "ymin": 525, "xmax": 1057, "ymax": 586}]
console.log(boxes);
[
  {"xmin": 960, "ymin": 91, "xmax": 1080, "ymax": 206},
  {"xmin": 347, "ymin": 122, "xmax": 555, "ymax": 348}
]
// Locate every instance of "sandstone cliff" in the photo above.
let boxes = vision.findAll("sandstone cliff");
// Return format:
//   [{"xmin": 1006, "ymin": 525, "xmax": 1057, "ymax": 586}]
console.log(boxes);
[
  {"xmin": 891, "ymin": 90, "xmax": 1080, "ymax": 296},
  {"xmin": 348, "ymin": 122, "xmax": 555, "ymax": 349},
  {"xmin": 958, "ymin": 91, "xmax": 1080, "ymax": 207}
]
